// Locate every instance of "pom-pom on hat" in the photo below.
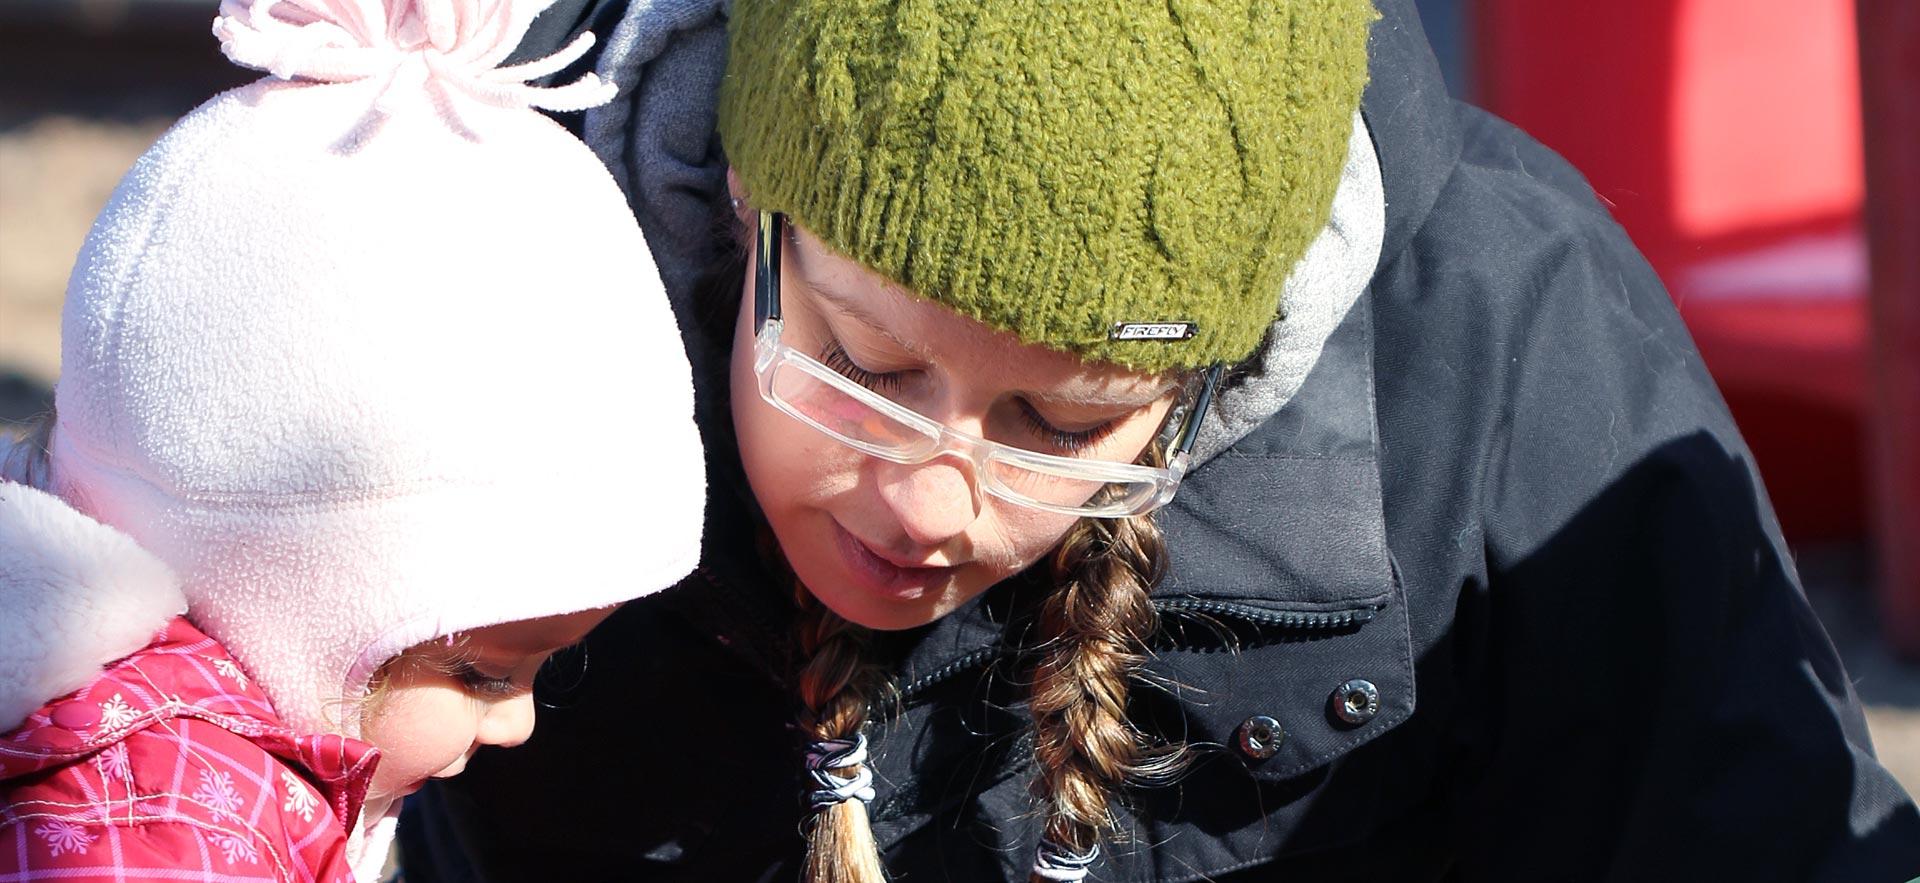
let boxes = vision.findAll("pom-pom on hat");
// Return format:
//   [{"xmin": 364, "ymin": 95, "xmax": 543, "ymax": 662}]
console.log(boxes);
[{"xmin": 50, "ymin": 0, "xmax": 704, "ymax": 739}]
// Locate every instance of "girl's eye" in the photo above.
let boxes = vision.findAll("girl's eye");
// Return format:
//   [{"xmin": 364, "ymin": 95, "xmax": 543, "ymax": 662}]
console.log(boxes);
[
  {"xmin": 452, "ymin": 663, "xmax": 523, "ymax": 698},
  {"xmin": 820, "ymin": 339, "xmax": 905, "ymax": 394},
  {"xmin": 1016, "ymin": 400, "xmax": 1118, "ymax": 453}
]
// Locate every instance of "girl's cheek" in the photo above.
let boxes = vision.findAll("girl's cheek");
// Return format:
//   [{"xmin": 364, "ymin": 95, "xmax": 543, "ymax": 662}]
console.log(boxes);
[
  {"xmin": 360, "ymin": 682, "xmax": 486, "ymax": 798},
  {"xmin": 365, "ymin": 679, "xmax": 469, "ymax": 744}
]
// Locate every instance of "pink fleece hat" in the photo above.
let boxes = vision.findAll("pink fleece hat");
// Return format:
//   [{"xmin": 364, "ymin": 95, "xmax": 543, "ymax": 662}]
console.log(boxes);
[{"xmin": 49, "ymin": 0, "xmax": 704, "ymax": 740}]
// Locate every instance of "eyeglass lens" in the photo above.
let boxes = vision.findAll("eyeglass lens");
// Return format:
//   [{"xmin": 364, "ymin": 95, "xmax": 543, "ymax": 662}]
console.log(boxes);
[{"xmin": 766, "ymin": 354, "xmax": 1150, "ymax": 512}]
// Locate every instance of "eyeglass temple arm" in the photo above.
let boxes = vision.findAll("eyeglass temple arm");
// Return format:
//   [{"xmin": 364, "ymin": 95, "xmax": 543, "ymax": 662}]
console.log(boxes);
[
  {"xmin": 756, "ymin": 210, "xmax": 784, "ymax": 328},
  {"xmin": 1169, "ymin": 363, "xmax": 1225, "ymax": 468}
]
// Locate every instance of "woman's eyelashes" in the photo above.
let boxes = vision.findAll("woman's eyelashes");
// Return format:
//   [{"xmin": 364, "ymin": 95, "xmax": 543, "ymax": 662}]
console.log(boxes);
[
  {"xmin": 1015, "ymin": 399, "xmax": 1116, "ymax": 452},
  {"xmin": 821, "ymin": 338, "xmax": 908, "ymax": 394},
  {"xmin": 820, "ymin": 335, "xmax": 1119, "ymax": 453}
]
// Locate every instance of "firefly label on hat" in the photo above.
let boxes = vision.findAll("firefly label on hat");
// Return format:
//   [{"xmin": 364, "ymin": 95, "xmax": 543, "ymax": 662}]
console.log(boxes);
[{"xmin": 1109, "ymin": 321, "xmax": 1198, "ymax": 341}]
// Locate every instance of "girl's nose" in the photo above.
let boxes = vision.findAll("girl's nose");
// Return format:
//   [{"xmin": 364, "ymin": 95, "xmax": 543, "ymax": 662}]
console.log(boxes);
[
  {"xmin": 476, "ymin": 692, "xmax": 537, "ymax": 749},
  {"xmin": 874, "ymin": 456, "xmax": 982, "ymax": 547}
]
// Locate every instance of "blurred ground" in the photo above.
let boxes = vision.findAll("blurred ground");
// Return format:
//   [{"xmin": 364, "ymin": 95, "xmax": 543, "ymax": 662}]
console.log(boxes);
[
  {"xmin": 2, "ymin": 6, "xmax": 1916, "ymax": 809},
  {"xmin": 1802, "ymin": 545, "xmax": 1920, "ymax": 794},
  {"xmin": 0, "ymin": 116, "xmax": 167, "ymax": 403},
  {"xmin": 1, "ymin": 12, "xmax": 245, "ymax": 417}
]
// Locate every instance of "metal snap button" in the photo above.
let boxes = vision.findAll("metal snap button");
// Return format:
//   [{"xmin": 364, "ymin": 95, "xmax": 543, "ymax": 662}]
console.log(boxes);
[
  {"xmin": 1330, "ymin": 679, "xmax": 1381, "ymax": 726},
  {"xmin": 1234, "ymin": 715, "xmax": 1285, "ymax": 761}
]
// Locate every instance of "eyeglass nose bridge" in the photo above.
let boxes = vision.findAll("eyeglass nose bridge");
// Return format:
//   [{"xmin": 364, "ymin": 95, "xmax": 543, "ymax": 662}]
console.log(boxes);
[
  {"xmin": 913, "ymin": 428, "xmax": 1128, "ymax": 517},
  {"xmin": 883, "ymin": 421, "xmax": 1001, "ymax": 516}
]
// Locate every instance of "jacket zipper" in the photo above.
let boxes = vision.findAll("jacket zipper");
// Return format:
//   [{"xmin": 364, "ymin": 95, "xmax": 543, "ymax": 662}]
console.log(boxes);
[
  {"xmin": 1152, "ymin": 597, "xmax": 1382, "ymax": 630},
  {"xmin": 898, "ymin": 646, "xmax": 1003, "ymax": 702},
  {"xmin": 895, "ymin": 599, "xmax": 1382, "ymax": 702}
]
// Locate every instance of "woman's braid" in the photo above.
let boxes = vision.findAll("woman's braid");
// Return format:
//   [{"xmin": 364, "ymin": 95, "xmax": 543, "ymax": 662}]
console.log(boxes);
[
  {"xmin": 794, "ymin": 594, "xmax": 893, "ymax": 883},
  {"xmin": 1026, "ymin": 507, "xmax": 1169, "ymax": 879}
]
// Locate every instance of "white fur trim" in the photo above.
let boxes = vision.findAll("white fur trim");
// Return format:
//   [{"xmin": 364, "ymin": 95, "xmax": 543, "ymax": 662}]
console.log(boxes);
[{"xmin": 0, "ymin": 483, "xmax": 186, "ymax": 731}]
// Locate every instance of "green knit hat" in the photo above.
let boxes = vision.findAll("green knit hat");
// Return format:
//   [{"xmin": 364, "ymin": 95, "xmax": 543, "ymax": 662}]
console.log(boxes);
[{"xmin": 718, "ymin": 0, "xmax": 1375, "ymax": 374}]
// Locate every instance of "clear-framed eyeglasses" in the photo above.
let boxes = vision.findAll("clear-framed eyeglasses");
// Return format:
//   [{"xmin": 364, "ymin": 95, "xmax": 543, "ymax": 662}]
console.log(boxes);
[{"xmin": 750, "ymin": 211, "xmax": 1223, "ymax": 519}]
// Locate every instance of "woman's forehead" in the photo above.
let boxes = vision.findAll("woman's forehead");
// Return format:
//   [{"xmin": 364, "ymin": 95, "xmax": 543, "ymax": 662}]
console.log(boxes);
[{"xmin": 787, "ymin": 224, "xmax": 1177, "ymax": 405}]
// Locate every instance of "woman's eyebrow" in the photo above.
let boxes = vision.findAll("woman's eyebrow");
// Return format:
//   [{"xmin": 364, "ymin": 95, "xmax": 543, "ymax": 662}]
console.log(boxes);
[
  {"xmin": 794, "ymin": 272, "xmax": 936, "ymax": 361},
  {"xmin": 1023, "ymin": 380, "xmax": 1178, "ymax": 411}
]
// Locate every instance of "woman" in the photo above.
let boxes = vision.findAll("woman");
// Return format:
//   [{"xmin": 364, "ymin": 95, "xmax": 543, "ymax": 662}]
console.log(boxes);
[{"xmin": 402, "ymin": 0, "xmax": 1920, "ymax": 880}]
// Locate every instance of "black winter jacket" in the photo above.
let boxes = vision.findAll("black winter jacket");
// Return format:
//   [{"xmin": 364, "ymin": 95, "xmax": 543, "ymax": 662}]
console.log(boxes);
[{"xmin": 399, "ymin": 1, "xmax": 1920, "ymax": 880}]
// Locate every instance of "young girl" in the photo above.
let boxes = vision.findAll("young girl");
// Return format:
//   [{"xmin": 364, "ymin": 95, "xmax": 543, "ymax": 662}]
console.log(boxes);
[
  {"xmin": 406, "ymin": 0, "xmax": 1920, "ymax": 881},
  {"xmin": 0, "ymin": 0, "xmax": 704, "ymax": 879}
]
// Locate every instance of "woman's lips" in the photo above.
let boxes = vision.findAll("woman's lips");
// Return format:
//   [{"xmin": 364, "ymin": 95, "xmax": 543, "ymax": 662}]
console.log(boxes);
[{"xmin": 832, "ymin": 522, "xmax": 956, "ymax": 601}]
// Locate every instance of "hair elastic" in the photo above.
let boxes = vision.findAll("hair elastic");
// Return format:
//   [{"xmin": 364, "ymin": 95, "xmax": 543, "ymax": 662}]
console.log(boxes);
[
  {"xmin": 1033, "ymin": 839, "xmax": 1099, "ymax": 882},
  {"xmin": 805, "ymin": 733, "xmax": 876, "ymax": 810}
]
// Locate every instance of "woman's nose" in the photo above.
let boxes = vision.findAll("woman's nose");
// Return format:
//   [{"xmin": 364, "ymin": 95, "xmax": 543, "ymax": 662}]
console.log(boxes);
[
  {"xmin": 874, "ymin": 455, "xmax": 982, "ymax": 546},
  {"xmin": 476, "ymin": 693, "xmax": 537, "ymax": 749}
]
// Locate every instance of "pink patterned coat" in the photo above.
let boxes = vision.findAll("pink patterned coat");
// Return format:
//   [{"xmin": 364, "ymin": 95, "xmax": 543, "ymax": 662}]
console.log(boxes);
[
  {"xmin": 0, "ymin": 618, "xmax": 378, "ymax": 882},
  {"xmin": 0, "ymin": 481, "xmax": 379, "ymax": 882}
]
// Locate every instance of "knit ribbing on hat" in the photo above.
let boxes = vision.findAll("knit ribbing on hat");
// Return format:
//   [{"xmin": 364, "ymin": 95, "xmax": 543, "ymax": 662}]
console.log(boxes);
[{"xmin": 718, "ymin": 0, "xmax": 1375, "ymax": 374}]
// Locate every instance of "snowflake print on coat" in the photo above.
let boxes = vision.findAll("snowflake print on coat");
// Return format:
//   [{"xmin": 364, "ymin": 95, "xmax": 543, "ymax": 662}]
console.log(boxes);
[
  {"xmin": 3, "ymin": 618, "xmax": 374, "ymax": 882},
  {"xmin": 208, "ymin": 831, "xmax": 261, "ymax": 865},
  {"xmin": 281, "ymin": 769, "xmax": 319, "ymax": 822},
  {"xmin": 34, "ymin": 820, "xmax": 96, "ymax": 858},
  {"xmin": 91, "ymin": 742, "xmax": 132, "ymax": 783},
  {"xmin": 96, "ymin": 694, "xmax": 137, "ymax": 729},
  {"xmin": 193, "ymin": 768, "xmax": 245, "ymax": 816},
  {"xmin": 212, "ymin": 657, "xmax": 250, "ymax": 688}
]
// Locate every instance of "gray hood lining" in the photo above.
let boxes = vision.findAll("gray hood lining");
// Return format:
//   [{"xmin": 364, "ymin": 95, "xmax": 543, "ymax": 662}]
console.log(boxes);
[{"xmin": 1186, "ymin": 112, "xmax": 1387, "ymax": 465}]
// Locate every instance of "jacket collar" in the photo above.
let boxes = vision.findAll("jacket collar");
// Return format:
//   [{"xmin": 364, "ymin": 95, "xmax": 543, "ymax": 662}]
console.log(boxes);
[
  {"xmin": 1362, "ymin": 0, "xmax": 1464, "ymax": 272},
  {"xmin": 0, "ymin": 480, "xmax": 186, "ymax": 733},
  {"xmin": 0, "ymin": 615, "xmax": 381, "ymax": 835},
  {"xmin": 0, "ymin": 482, "xmax": 379, "ymax": 832}
]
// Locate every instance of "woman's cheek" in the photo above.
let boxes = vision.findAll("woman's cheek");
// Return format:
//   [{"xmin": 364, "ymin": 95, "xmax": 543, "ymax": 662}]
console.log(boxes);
[{"xmin": 983, "ymin": 506, "xmax": 1084, "ymax": 574}]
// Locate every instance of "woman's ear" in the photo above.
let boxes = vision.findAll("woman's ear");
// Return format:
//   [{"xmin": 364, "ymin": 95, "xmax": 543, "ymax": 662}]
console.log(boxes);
[{"xmin": 726, "ymin": 167, "xmax": 753, "ymax": 228}]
